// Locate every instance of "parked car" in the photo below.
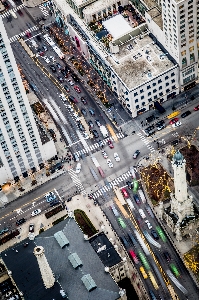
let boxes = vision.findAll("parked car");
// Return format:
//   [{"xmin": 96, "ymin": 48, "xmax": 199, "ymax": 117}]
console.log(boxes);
[
  {"xmin": 194, "ymin": 105, "xmax": 199, "ymax": 111},
  {"xmin": 95, "ymin": 119, "xmax": 101, "ymax": 127},
  {"xmin": 81, "ymin": 97, "xmax": 87, "ymax": 104},
  {"xmin": 43, "ymin": 56, "xmax": 50, "ymax": 63},
  {"xmin": 89, "ymin": 109, "xmax": 95, "ymax": 116},
  {"xmin": 88, "ymin": 120, "xmax": 94, "ymax": 128},
  {"xmin": 56, "ymin": 63, "xmax": 62, "ymax": 69},
  {"xmin": 29, "ymin": 224, "xmax": 34, "ymax": 233},
  {"xmin": 50, "ymin": 200, "xmax": 60, "ymax": 207},
  {"xmin": 69, "ymin": 95, "xmax": 78, "ymax": 103},
  {"xmin": 169, "ymin": 118, "xmax": 179, "ymax": 125},
  {"xmin": 0, "ymin": 228, "xmax": 9, "ymax": 235},
  {"xmin": 172, "ymin": 121, "xmax": 182, "ymax": 128},
  {"xmin": 68, "ymin": 79, "xmax": 74, "ymax": 86},
  {"xmin": 120, "ymin": 236, "xmax": 129, "ymax": 247},
  {"xmin": 74, "ymin": 85, "xmax": 81, "ymax": 93},
  {"xmin": 50, "ymin": 65, "xmax": 56, "ymax": 72},
  {"xmin": 57, "ymin": 76, "xmax": 64, "ymax": 83},
  {"xmin": 92, "ymin": 130, "xmax": 99, "ymax": 138},
  {"xmin": 17, "ymin": 9, "xmax": 23, "ymax": 16},
  {"xmin": 139, "ymin": 209, "xmax": 146, "ymax": 219},
  {"xmin": 16, "ymin": 218, "xmax": 26, "ymax": 226},
  {"xmin": 49, "ymin": 56, "xmax": 56, "ymax": 62},
  {"xmin": 126, "ymin": 181, "xmax": 133, "ymax": 189},
  {"xmin": 78, "ymin": 122, "xmax": 84, "ymax": 131},
  {"xmin": 71, "ymin": 73, "xmax": 79, "ymax": 82},
  {"xmin": 181, "ymin": 110, "xmax": 191, "ymax": 118},
  {"xmin": 31, "ymin": 209, "xmax": 41, "ymax": 217},
  {"xmin": 133, "ymin": 150, "xmax": 140, "ymax": 159},
  {"xmin": 171, "ymin": 139, "xmax": 179, "ymax": 146},
  {"xmin": 81, "ymin": 109, "xmax": 87, "ymax": 116},
  {"xmin": 156, "ymin": 120, "xmax": 165, "ymax": 130},
  {"xmin": 64, "ymin": 85, "xmax": 70, "ymax": 92},
  {"xmin": 133, "ymin": 194, "xmax": 140, "ymax": 204},
  {"xmin": 107, "ymin": 140, "xmax": 114, "ymax": 148},
  {"xmin": 38, "ymin": 48, "xmax": 44, "ymax": 56},
  {"xmin": 42, "ymin": 44, "xmax": 48, "ymax": 51},
  {"xmin": 45, "ymin": 192, "xmax": 56, "ymax": 202}
]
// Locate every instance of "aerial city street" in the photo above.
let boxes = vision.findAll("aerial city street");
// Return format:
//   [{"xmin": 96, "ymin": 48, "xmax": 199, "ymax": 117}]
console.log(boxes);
[{"xmin": 1, "ymin": 0, "xmax": 199, "ymax": 299}]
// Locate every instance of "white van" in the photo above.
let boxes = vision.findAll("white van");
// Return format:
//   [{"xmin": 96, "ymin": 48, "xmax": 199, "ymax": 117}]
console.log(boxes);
[
  {"xmin": 139, "ymin": 209, "xmax": 146, "ymax": 219},
  {"xmin": 10, "ymin": 11, "xmax": 17, "ymax": 19},
  {"xmin": 75, "ymin": 163, "xmax": 81, "ymax": 174},
  {"xmin": 126, "ymin": 198, "xmax": 135, "ymax": 211},
  {"xmin": 138, "ymin": 189, "xmax": 146, "ymax": 203}
]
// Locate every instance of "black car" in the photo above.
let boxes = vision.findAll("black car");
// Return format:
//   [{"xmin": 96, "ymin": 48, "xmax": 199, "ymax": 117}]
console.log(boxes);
[
  {"xmin": 88, "ymin": 120, "xmax": 94, "ymax": 128},
  {"xmin": 151, "ymin": 230, "xmax": 159, "ymax": 240},
  {"xmin": 71, "ymin": 73, "xmax": 79, "ymax": 82},
  {"xmin": 145, "ymin": 125, "xmax": 154, "ymax": 132},
  {"xmin": 65, "ymin": 66, "xmax": 70, "ymax": 74},
  {"xmin": 126, "ymin": 181, "xmax": 132, "ymax": 189},
  {"xmin": 181, "ymin": 110, "xmax": 191, "ymax": 118},
  {"xmin": 133, "ymin": 194, "xmax": 140, "ymax": 204},
  {"xmin": 163, "ymin": 251, "xmax": 171, "ymax": 262},
  {"xmin": 120, "ymin": 236, "xmax": 129, "ymax": 247},
  {"xmin": 16, "ymin": 218, "xmax": 26, "ymax": 226},
  {"xmin": 156, "ymin": 120, "xmax": 165, "ymax": 127},
  {"xmin": 81, "ymin": 109, "xmax": 87, "ymax": 116},
  {"xmin": 69, "ymin": 95, "xmax": 78, "ymax": 103},
  {"xmin": 50, "ymin": 65, "xmax": 56, "ymax": 72},
  {"xmin": 92, "ymin": 130, "xmax": 99, "ymax": 138},
  {"xmin": 64, "ymin": 85, "xmax": 70, "ymax": 92},
  {"xmin": 171, "ymin": 139, "xmax": 178, "ymax": 146},
  {"xmin": 146, "ymin": 114, "xmax": 155, "ymax": 123},
  {"xmin": 61, "ymin": 69, "xmax": 68, "ymax": 77}
]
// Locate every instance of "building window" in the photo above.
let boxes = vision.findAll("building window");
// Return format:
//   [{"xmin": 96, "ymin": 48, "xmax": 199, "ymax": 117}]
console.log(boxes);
[
  {"xmin": 140, "ymin": 89, "xmax": 144, "ymax": 93},
  {"xmin": 180, "ymin": 19, "xmax": 185, "ymax": 24},
  {"xmin": 148, "ymin": 92, "xmax": 151, "ymax": 96},
  {"xmin": 142, "ymin": 102, "xmax": 145, "ymax": 106},
  {"xmin": 141, "ymin": 95, "xmax": 144, "ymax": 100},
  {"xmin": 135, "ymin": 99, "xmax": 138, "ymax": 103},
  {"xmin": 190, "ymin": 53, "xmax": 195, "ymax": 62},
  {"xmin": 189, "ymin": 39, "xmax": 194, "ymax": 44},
  {"xmin": 154, "ymin": 95, "xmax": 157, "ymax": 99},
  {"xmin": 136, "ymin": 105, "xmax": 139, "ymax": 109},
  {"xmin": 189, "ymin": 46, "xmax": 194, "ymax": 51},
  {"xmin": 159, "ymin": 92, "xmax": 163, "ymax": 96},
  {"xmin": 172, "ymin": 85, "xmax": 176, "ymax": 89},
  {"xmin": 134, "ymin": 92, "xmax": 138, "ymax": 97},
  {"xmin": 166, "ymin": 89, "xmax": 170, "ymax": 93},
  {"xmin": 158, "ymin": 79, "xmax": 162, "ymax": 84},
  {"xmin": 166, "ymin": 82, "xmax": 169, "ymax": 86},
  {"xmin": 171, "ymin": 72, "xmax": 175, "ymax": 77},
  {"xmin": 148, "ymin": 98, "xmax": 152, "ymax": 102},
  {"xmin": 147, "ymin": 85, "xmax": 151, "ymax": 89},
  {"xmin": 165, "ymin": 76, "xmax": 169, "ymax": 80},
  {"xmin": 171, "ymin": 79, "xmax": 175, "ymax": 83},
  {"xmin": 153, "ymin": 82, "xmax": 156, "ymax": 86},
  {"xmin": 153, "ymin": 89, "xmax": 157, "ymax": 93},
  {"xmin": 159, "ymin": 86, "xmax": 162, "ymax": 90}
]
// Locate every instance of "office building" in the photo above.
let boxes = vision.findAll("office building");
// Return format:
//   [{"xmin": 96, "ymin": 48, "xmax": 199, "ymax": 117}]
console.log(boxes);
[{"xmin": 0, "ymin": 18, "xmax": 57, "ymax": 186}]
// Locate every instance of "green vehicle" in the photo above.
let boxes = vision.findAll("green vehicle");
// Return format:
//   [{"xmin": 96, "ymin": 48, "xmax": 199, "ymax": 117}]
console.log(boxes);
[
  {"xmin": 118, "ymin": 217, "xmax": 126, "ymax": 229},
  {"xmin": 138, "ymin": 251, "xmax": 150, "ymax": 271},
  {"xmin": 170, "ymin": 263, "xmax": 180, "ymax": 277},
  {"xmin": 156, "ymin": 226, "xmax": 166, "ymax": 242},
  {"xmin": 133, "ymin": 179, "xmax": 139, "ymax": 193}
]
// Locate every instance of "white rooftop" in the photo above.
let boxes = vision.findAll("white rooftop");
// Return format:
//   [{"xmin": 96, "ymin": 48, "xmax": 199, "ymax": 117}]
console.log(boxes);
[{"xmin": 102, "ymin": 15, "xmax": 132, "ymax": 39}]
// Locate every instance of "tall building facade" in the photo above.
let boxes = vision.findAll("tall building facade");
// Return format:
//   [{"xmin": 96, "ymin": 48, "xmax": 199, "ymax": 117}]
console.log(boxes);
[
  {"xmin": 0, "ymin": 18, "xmax": 56, "ymax": 185},
  {"xmin": 146, "ymin": 0, "xmax": 198, "ymax": 91}
]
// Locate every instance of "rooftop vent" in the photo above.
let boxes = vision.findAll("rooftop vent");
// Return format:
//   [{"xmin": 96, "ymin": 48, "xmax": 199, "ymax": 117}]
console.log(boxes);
[{"xmin": 148, "ymin": 72, "xmax": 152, "ymax": 78}]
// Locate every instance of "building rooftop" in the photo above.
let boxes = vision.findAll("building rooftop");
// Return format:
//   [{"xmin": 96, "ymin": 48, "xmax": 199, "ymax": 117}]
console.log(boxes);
[
  {"xmin": 89, "ymin": 232, "xmax": 122, "ymax": 267},
  {"xmin": 141, "ymin": 0, "xmax": 161, "ymax": 9},
  {"xmin": 107, "ymin": 34, "xmax": 175, "ymax": 90},
  {"xmin": 72, "ymin": 0, "xmax": 97, "ymax": 8},
  {"xmin": 2, "ymin": 218, "xmax": 120, "ymax": 300},
  {"xmin": 147, "ymin": 7, "xmax": 163, "ymax": 30},
  {"xmin": 102, "ymin": 15, "xmax": 132, "ymax": 39}
]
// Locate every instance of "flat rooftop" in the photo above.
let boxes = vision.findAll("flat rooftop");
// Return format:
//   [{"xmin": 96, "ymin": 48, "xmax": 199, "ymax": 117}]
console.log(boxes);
[
  {"xmin": 72, "ymin": 0, "xmax": 96, "ymax": 8},
  {"xmin": 107, "ymin": 34, "xmax": 175, "ymax": 90},
  {"xmin": 2, "ymin": 218, "xmax": 120, "ymax": 300},
  {"xmin": 90, "ymin": 232, "xmax": 122, "ymax": 267},
  {"xmin": 103, "ymin": 15, "xmax": 132, "ymax": 39},
  {"xmin": 147, "ymin": 7, "xmax": 163, "ymax": 30}
]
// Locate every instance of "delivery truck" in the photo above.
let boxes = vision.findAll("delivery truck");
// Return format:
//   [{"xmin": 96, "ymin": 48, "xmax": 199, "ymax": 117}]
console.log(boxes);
[{"xmin": 100, "ymin": 125, "xmax": 109, "ymax": 138}]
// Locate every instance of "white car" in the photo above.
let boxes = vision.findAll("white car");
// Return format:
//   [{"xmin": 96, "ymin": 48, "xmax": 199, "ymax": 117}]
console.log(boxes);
[
  {"xmin": 49, "ymin": 56, "xmax": 56, "ymax": 62},
  {"xmin": 60, "ymin": 94, "xmax": 67, "ymax": 102},
  {"xmin": 43, "ymin": 56, "xmax": 50, "ymax": 63},
  {"xmin": 82, "ymin": 132, "xmax": 89, "ymax": 139},
  {"xmin": 75, "ymin": 162, "xmax": 81, "ymax": 174},
  {"xmin": 114, "ymin": 153, "xmax": 120, "ymax": 162},
  {"xmin": 68, "ymin": 79, "xmax": 74, "ymax": 86},
  {"xmin": 145, "ymin": 219, "xmax": 152, "ymax": 229},
  {"xmin": 139, "ymin": 209, "xmax": 146, "ymax": 219},
  {"xmin": 102, "ymin": 150, "xmax": 108, "ymax": 159},
  {"xmin": 67, "ymin": 105, "xmax": 74, "ymax": 112},
  {"xmin": 172, "ymin": 121, "xmax": 182, "ymax": 128},
  {"xmin": 107, "ymin": 159, "xmax": 113, "ymax": 168},
  {"xmin": 31, "ymin": 209, "xmax": 41, "ymax": 216}
]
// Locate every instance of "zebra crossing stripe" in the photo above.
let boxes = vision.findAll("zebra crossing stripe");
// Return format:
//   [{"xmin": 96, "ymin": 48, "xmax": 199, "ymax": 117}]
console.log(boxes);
[{"xmin": 9, "ymin": 26, "xmax": 39, "ymax": 43}]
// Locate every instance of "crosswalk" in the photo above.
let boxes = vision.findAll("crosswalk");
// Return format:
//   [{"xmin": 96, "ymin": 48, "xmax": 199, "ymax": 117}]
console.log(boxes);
[
  {"xmin": 74, "ymin": 132, "xmax": 125, "ymax": 157},
  {"xmin": 39, "ymin": 4, "xmax": 49, "ymax": 17},
  {"xmin": 1, "ymin": 4, "xmax": 25, "ymax": 18},
  {"xmin": 91, "ymin": 170, "xmax": 132, "ymax": 199},
  {"xmin": 68, "ymin": 168, "xmax": 87, "ymax": 195},
  {"xmin": 9, "ymin": 25, "xmax": 39, "ymax": 43}
]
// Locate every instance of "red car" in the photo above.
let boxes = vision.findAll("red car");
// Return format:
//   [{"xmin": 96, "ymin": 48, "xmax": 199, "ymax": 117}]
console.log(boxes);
[
  {"xmin": 17, "ymin": 9, "xmax": 23, "ymax": 16},
  {"xmin": 107, "ymin": 140, "xmax": 114, "ymax": 149},
  {"xmin": 74, "ymin": 85, "xmax": 81, "ymax": 93},
  {"xmin": 121, "ymin": 188, "xmax": 129, "ymax": 198},
  {"xmin": 169, "ymin": 118, "xmax": 179, "ymax": 125},
  {"xmin": 26, "ymin": 31, "xmax": 31, "ymax": 38},
  {"xmin": 194, "ymin": 105, "xmax": 199, "ymax": 111}
]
